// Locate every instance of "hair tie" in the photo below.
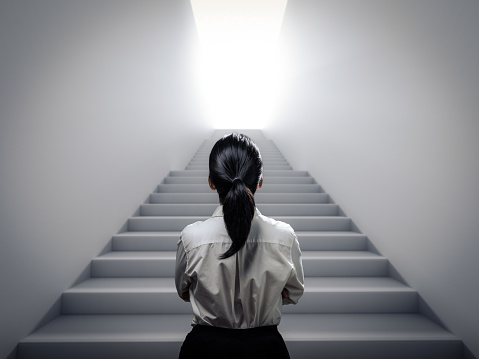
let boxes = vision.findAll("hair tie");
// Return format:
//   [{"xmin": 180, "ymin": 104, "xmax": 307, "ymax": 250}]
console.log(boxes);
[{"xmin": 232, "ymin": 177, "xmax": 242, "ymax": 184}]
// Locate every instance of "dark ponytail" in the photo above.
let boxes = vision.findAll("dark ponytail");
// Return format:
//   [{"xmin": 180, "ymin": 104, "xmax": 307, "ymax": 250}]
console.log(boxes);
[{"xmin": 209, "ymin": 133, "xmax": 263, "ymax": 259}]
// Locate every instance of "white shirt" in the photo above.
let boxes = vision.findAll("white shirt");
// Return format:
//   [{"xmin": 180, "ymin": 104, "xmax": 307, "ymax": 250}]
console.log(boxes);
[{"xmin": 175, "ymin": 205, "xmax": 304, "ymax": 329}]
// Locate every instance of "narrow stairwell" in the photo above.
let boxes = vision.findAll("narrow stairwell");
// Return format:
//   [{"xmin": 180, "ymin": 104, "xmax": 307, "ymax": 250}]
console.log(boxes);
[{"xmin": 18, "ymin": 130, "xmax": 462, "ymax": 359}]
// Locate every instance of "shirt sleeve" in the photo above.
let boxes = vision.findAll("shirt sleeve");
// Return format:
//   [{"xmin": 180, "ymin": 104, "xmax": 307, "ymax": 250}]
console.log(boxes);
[
  {"xmin": 175, "ymin": 238, "xmax": 191, "ymax": 302},
  {"xmin": 282, "ymin": 234, "xmax": 305, "ymax": 305}
]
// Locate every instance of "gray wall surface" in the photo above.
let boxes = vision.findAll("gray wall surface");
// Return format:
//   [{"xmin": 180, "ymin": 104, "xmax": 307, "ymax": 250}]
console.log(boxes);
[
  {"xmin": 0, "ymin": 1, "xmax": 210, "ymax": 358},
  {"xmin": 266, "ymin": 0, "xmax": 479, "ymax": 357}
]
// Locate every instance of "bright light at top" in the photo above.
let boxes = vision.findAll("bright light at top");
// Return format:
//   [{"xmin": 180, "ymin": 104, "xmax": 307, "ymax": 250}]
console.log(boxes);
[{"xmin": 190, "ymin": 0, "xmax": 288, "ymax": 129}]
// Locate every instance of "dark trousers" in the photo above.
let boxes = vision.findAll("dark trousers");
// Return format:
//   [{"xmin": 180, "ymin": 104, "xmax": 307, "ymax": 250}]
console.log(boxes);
[{"xmin": 179, "ymin": 324, "xmax": 290, "ymax": 359}]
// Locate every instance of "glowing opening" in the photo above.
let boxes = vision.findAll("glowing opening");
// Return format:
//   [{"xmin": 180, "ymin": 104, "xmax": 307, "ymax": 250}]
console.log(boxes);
[{"xmin": 190, "ymin": 0, "xmax": 287, "ymax": 129}]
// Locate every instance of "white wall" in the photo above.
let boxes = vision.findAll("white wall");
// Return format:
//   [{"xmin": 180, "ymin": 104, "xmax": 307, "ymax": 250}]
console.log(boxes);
[
  {"xmin": 266, "ymin": 0, "xmax": 479, "ymax": 357},
  {"xmin": 0, "ymin": 1, "xmax": 211, "ymax": 358}
]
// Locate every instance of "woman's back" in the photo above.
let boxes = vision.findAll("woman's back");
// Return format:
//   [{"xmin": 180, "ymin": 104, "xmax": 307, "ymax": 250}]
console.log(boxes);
[{"xmin": 176, "ymin": 205, "xmax": 304, "ymax": 329}]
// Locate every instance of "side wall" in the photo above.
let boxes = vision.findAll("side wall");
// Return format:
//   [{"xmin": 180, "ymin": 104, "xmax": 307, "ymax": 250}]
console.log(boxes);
[
  {"xmin": 0, "ymin": 1, "xmax": 210, "ymax": 358},
  {"xmin": 266, "ymin": 0, "xmax": 479, "ymax": 357}
]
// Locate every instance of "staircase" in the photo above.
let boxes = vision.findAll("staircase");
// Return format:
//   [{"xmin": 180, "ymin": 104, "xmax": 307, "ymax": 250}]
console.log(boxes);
[{"xmin": 18, "ymin": 130, "xmax": 462, "ymax": 358}]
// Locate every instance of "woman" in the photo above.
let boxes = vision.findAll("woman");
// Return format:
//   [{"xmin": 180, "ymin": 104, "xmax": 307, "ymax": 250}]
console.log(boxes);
[{"xmin": 175, "ymin": 133, "xmax": 304, "ymax": 359}]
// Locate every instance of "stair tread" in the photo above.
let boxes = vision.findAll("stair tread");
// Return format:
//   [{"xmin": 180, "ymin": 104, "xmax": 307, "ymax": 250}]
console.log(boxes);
[
  {"xmin": 95, "ymin": 251, "xmax": 176, "ymax": 260},
  {"xmin": 113, "ymin": 231, "xmax": 181, "ymax": 237},
  {"xmin": 130, "ymin": 215, "xmax": 348, "ymax": 219},
  {"xmin": 303, "ymin": 277, "xmax": 414, "ymax": 291},
  {"xmin": 113, "ymin": 231, "xmax": 364, "ymax": 237},
  {"xmin": 169, "ymin": 170, "xmax": 310, "ymax": 175},
  {"xmin": 303, "ymin": 251, "xmax": 385, "ymax": 261},
  {"xmin": 296, "ymin": 231, "xmax": 364, "ymax": 236},
  {"xmin": 65, "ymin": 277, "xmax": 412, "ymax": 293},
  {"xmin": 281, "ymin": 314, "xmax": 458, "ymax": 341},
  {"xmin": 95, "ymin": 250, "xmax": 381, "ymax": 260},
  {"xmin": 65, "ymin": 278, "xmax": 174, "ymax": 292},
  {"xmin": 142, "ymin": 203, "xmax": 334, "ymax": 207},
  {"xmin": 166, "ymin": 176, "xmax": 309, "ymax": 180},
  {"xmin": 130, "ymin": 216, "xmax": 210, "ymax": 219},
  {"xmin": 21, "ymin": 314, "xmax": 457, "ymax": 343}
]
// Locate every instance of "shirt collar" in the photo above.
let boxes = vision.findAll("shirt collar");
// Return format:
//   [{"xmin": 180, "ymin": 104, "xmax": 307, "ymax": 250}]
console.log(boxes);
[{"xmin": 212, "ymin": 205, "xmax": 261, "ymax": 217}]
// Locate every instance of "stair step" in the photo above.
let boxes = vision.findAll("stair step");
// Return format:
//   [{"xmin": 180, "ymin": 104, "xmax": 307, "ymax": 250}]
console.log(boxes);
[
  {"xmin": 112, "ymin": 232, "xmax": 181, "ymax": 251},
  {"xmin": 139, "ymin": 204, "xmax": 338, "ymax": 216},
  {"xmin": 91, "ymin": 250, "xmax": 385, "ymax": 277},
  {"xmin": 61, "ymin": 277, "xmax": 417, "ymax": 315},
  {"xmin": 163, "ymin": 176, "xmax": 315, "ymax": 184},
  {"xmin": 127, "ymin": 216, "xmax": 351, "ymax": 231},
  {"xmin": 186, "ymin": 164, "xmax": 293, "ymax": 170},
  {"xmin": 197, "ymin": 146, "xmax": 280, "ymax": 149},
  {"xmin": 168, "ymin": 170, "xmax": 310, "ymax": 177},
  {"xmin": 191, "ymin": 153, "xmax": 286, "ymax": 160},
  {"xmin": 91, "ymin": 252, "xmax": 175, "ymax": 277},
  {"xmin": 297, "ymin": 231, "xmax": 368, "ymax": 251},
  {"xmin": 18, "ymin": 313, "xmax": 460, "ymax": 359},
  {"xmin": 149, "ymin": 192, "xmax": 330, "ymax": 204},
  {"xmin": 189, "ymin": 158, "xmax": 289, "ymax": 164},
  {"xmin": 62, "ymin": 278, "xmax": 189, "ymax": 314},
  {"xmin": 191, "ymin": 160, "xmax": 288, "ymax": 166},
  {"xmin": 111, "ymin": 231, "xmax": 367, "ymax": 251},
  {"xmin": 275, "ymin": 216, "xmax": 351, "ymax": 231},
  {"xmin": 285, "ymin": 277, "xmax": 417, "ymax": 313},
  {"xmin": 302, "ymin": 251, "xmax": 388, "ymax": 276},
  {"xmin": 18, "ymin": 314, "xmax": 189, "ymax": 359},
  {"xmin": 281, "ymin": 313, "xmax": 461, "ymax": 359},
  {"xmin": 128, "ymin": 216, "xmax": 207, "ymax": 231},
  {"xmin": 156, "ymin": 184, "xmax": 322, "ymax": 193}
]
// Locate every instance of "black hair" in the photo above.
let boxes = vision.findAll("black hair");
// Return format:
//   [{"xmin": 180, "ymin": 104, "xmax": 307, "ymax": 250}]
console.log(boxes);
[{"xmin": 209, "ymin": 133, "xmax": 263, "ymax": 259}]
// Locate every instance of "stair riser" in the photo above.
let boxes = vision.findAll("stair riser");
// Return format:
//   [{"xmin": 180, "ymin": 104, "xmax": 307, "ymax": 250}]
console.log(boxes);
[
  {"xmin": 191, "ymin": 154, "xmax": 286, "ymax": 159},
  {"xmin": 128, "ymin": 217, "xmax": 207, "ymax": 232},
  {"xmin": 61, "ymin": 292, "xmax": 190, "ymax": 314},
  {"xmin": 189, "ymin": 158, "xmax": 289, "ymax": 163},
  {"xmin": 192, "ymin": 149, "xmax": 279, "ymax": 153},
  {"xmin": 61, "ymin": 291, "xmax": 417, "ymax": 315},
  {"xmin": 188, "ymin": 162, "xmax": 290, "ymax": 168},
  {"xmin": 302, "ymin": 258, "xmax": 388, "ymax": 277},
  {"xmin": 285, "ymin": 291, "xmax": 418, "ymax": 313},
  {"xmin": 169, "ymin": 170, "xmax": 310, "ymax": 177},
  {"xmin": 111, "ymin": 233, "xmax": 368, "ymax": 251},
  {"xmin": 286, "ymin": 341, "xmax": 462, "ymax": 359},
  {"xmin": 17, "ymin": 340, "xmax": 463, "ymax": 359},
  {"xmin": 157, "ymin": 184, "xmax": 322, "ymax": 193},
  {"xmin": 112, "ymin": 235, "xmax": 181, "ymax": 251},
  {"xmin": 91, "ymin": 259, "xmax": 175, "ymax": 277},
  {"xmin": 90, "ymin": 257, "xmax": 385, "ymax": 277},
  {"xmin": 128, "ymin": 217, "xmax": 351, "ymax": 232},
  {"xmin": 197, "ymin": 148, "xmax": 281, "ymax": 153},
  {"xmin": 195, "ymin": 149, "xmax": 281, "ymax": 153},
  {"xmin": 163, "ymin": 177, "xmax": 315, "ymax": 184},
  {"xmin": 197, "ymin": 150, "xmax": 281, "ymax": 154},
  {"xmin": 140, "ymin": 204, "xmax": 338, "ymax": 217},
  {"xmin": 149, "ymin": 193, "xmax": 330, "ymax": 204},
  {"xmin": 186, "ymin": 165, "xmax": 293, "ymax": 170},
  {"xmin": 278, "ymin": 217, "xmax": 351, "ymax": 231},
  {"xmin": 17, "ymin": 342, "xmax": 183, "ymax": 359},
  {"xmin": 298, "ymin": 234, "xmax": 367, "ymax": 251}
]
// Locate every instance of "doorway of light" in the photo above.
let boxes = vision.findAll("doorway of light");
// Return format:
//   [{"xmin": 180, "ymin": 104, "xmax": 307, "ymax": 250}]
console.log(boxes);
[{"xmin": 190, "ymin": 0, "xmax": 288, "ymax": 129}]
